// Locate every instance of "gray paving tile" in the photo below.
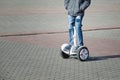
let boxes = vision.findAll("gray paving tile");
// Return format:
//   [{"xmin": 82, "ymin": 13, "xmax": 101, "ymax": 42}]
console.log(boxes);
[{"xmin": 0, "ymin": 40, "xmax": 120, "ymax": 80}]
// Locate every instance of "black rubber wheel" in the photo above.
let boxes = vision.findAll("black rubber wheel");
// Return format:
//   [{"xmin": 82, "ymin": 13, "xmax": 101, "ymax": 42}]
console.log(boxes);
[
  {"xmin": 60, "ymin": 50, "xmax": 70, "ymax": 59},
  {"xmin": 78, "ymin": 46, "xmax": 89, "ymax": 61}
]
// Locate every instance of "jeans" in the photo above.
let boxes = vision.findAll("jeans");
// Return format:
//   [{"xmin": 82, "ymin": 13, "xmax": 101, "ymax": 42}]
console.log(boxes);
[{"xmin": 68, "ymin": 15, "xmax": 84, "ymax": 46}]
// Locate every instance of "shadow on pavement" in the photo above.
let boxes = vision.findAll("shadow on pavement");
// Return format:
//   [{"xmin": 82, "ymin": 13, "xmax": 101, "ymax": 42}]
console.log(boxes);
[{"xmin": 88, "ymin": 54, "xmax": 120, "ymax": 61}]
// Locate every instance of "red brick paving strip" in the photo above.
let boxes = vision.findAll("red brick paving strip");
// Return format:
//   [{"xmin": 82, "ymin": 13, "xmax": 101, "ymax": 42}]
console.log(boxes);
[
  {"xmin": 0, "ymin": 33, "xmax": 120, "ymax": 56},
  {"xmin": 0, "ymin": 5, "xmax": 120, "ymax": 16}
]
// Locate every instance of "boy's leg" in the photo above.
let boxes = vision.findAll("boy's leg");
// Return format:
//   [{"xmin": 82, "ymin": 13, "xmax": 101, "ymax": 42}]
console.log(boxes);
[
  {"xmin": 75, "ymin": 15, "xmax": 84, "ymax": 46},
  {"xmin": 68, "ymin": 15, "xmax": 75, "ymax": 46}
]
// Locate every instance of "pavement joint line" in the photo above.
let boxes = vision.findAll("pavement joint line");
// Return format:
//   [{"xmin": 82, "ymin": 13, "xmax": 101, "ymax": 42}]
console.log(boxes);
[{"xmin": 0, "ymin": 27, "xmax": 120, "ymax": 37}]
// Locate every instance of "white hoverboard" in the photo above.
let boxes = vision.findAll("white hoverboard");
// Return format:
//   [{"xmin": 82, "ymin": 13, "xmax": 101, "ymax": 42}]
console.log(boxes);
[{"xmin": 60, "ymin": 27, "xmax": 89, "ymax": 61}]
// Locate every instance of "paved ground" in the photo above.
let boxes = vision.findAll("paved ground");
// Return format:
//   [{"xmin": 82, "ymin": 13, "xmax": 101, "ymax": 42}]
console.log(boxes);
[{"xmin": 0, "ymin": 0, "xmax": 120, "ymax": 80}]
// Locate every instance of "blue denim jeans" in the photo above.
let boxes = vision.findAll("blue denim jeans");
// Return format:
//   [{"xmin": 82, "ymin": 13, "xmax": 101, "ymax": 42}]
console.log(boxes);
[{"xmin": 68, "ymin": 15, "xmax": 84, "ymax": 46}]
